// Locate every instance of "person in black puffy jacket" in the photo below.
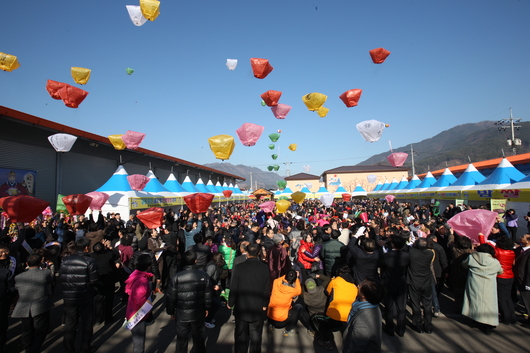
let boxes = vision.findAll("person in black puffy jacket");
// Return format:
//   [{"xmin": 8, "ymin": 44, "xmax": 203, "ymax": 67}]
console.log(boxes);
[
  {"xmin": 165, "ymin": 250, "xmax": 212, "ymax": 353},
  {"xmin": 59, "ymin": 237, "xmax": 99, "ymax": 353}
]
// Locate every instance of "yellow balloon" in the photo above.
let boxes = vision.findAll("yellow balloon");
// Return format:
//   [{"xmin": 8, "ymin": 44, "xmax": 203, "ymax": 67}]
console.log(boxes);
[
  {"xmin": 208, "ymin": 134, "xmax": 235, "ymax": 160},
  {"xmin": 316, "ymin": 107, "xmax": 329, "ymax": 118},
  {"xmin": 0, "ymin": 52, "xmax": 20, "ymax": 72},
  {"xmin": 71, "ymin": 67, "xmax": 91, "ymax": 85},
  {"xmin": 108, "ymin": 134, "xmax": 126, "ymax": 150},
  {"xmin": 288, "ymin": 143, "xmax": 297, "ymax": 151},
  {"xmin": 276, "ymin": 199, "xmax": 291, "ymax": 213},
  {"xmin": 291, "ymin": 191, "xmax": 306, "ymax": 204},
  {"xmin": 302, "ymin": 92, "xmax": 327, "ymax": 111},
  {"xmin": 140, "ymin": 0, "xmax": 160, "ymax": 21}
]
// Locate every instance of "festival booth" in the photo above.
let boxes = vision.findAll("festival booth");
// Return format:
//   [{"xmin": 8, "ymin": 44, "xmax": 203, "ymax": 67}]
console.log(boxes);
[
  {"xmin": 299, "ymin": 186, "xmax": 314, "ymax": 199},
  {"xmin": 394, "ymin": 175, "xmax": 421, "ymax": 200},
  {"xmin": 333, "ymin": 184, "xmax": 348, "ymax": 198},
  {"xmin": 314, "ymin": 184, "xmax": 330, "ymax": 199},
  {"xmin": 163, "ymin": 173, "xmax": 189, "ymax": 194},
  {"xmin": 379, "ymin": 177, "xmax": 398, "ymax": 197},
  {"xmin": 368, "ymin": 181, "xmax": 383, "ymax": 198},
  {"xmin": 435, "ymin": 164, "xmax": 485, "ymax": 210},
  {"xmin": 387, "ymin": 176, "xmax": 409, "ymax": 196},
  {"xmin": 420, "ymin": 168, "xmax": 457, "ymax": 202},
  {"xmin": 404, "ymin": 172, "xmax": 436, "ymax": 203},
  {"xmin": 351, "ymin": 184, "xmax": 368, "ymax": 198},
  {"xmin": 501, "ymin": 175, "xmax": 530, "ymax": 225}
]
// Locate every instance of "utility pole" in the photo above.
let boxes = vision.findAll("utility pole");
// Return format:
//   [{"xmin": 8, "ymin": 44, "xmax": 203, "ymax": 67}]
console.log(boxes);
[
  {"xmin": 249, "ymin": 172, "xmax": 253, "ymax": 192},
  {"xmin": 410, "ymin": 144, "xmax": 415, "ymax": 175},
  {"xmin": 284, "ymin": 161, "xmax": 292, "ymax": 176},
  {"xmin": 495, "ymin": 108, "xmax": 522, "ymax": 155}
]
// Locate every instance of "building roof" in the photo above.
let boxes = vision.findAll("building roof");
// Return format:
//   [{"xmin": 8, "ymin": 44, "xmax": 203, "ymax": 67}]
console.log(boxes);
[
  {"xmin": 284, "ymin": 172, "xmax": 320, "ymax": 180},
  {"xmin": 0, "ymin": 106, "xmax": 245, "ymax": 181},
  {"xmin": 323, "ymin": 165, "xmax": 408, "ymax": 174},
  {"xmin": 417, "ymin": 153, "xmax": 530, "ymax": 178}
]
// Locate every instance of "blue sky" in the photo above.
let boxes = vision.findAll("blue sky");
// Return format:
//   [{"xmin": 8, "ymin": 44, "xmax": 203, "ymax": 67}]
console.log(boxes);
[{"xmin": 1, "ymin": 1, "xmax": 529, "ymax": 177}]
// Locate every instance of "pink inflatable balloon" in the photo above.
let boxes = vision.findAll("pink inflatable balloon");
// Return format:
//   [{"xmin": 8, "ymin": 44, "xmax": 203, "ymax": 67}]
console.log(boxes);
[
  {"xmin": 85, "ymin": 191, "xmax": 110, "ymax": 211},
  {"xmin": 236, "ymin": 123, "xmax": 265, "ymax": 147},
  {"xmin": 386, "ymin": 152, "xmax": 409, "ymax": 167},
  {"xmin": 127, "ymin": 174, "xmax": 150, "ymax": 191},
  {"xmin": 271, "ymin": 104, "xmax": 292, "ymax": 119},
  {"xmin": 385, "ymin": 194, "xmax": 395, "ymax": 203},
  {"xmin": 121, "ymin": 130, "xmax": 146, "ymax": 150},
  {"xmin": 447, "ymin": 209, "xmax": 498, "ymax": 243},
  {"xmin": 259, "ymin": 201, "xmax": 276, "ymax": 213}
]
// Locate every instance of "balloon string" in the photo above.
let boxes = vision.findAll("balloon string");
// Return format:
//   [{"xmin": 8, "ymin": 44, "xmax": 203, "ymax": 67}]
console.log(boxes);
[{"xmin": 388, "ymin": 140, "xmax": 393, "ymax": 152}]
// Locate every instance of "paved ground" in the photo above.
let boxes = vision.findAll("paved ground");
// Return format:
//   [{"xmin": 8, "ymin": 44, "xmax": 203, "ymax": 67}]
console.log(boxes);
[{"xmin": 6, "ymin": 286, "xmax": 530, "ymax": 353}]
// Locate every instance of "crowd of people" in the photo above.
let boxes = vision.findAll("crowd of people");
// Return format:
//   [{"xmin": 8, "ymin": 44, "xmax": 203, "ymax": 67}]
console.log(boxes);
[{"xmin": 0, "ymin": 198, "xmax": 529, "ymax": 353}]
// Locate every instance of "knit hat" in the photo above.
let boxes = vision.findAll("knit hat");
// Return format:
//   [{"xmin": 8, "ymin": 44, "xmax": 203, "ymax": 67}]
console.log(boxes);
[{"xmin": 305, "ymin": 278, "xmax": 317, "ymax": 294}]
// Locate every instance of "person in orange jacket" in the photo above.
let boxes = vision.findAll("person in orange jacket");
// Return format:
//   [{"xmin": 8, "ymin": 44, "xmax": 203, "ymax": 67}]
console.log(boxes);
[{"xmin": 267, "ymin": 270, "xmax": 303, "ymax": 336}]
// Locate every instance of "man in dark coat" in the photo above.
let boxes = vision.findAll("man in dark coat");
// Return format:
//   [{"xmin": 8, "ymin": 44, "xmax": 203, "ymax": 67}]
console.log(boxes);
[
  {"xmin": 12, "ymin": 254, "xmax": 53, "ymax": 353},
  {"xmin": 60, "ymin": 237, "xmax": 99, "ymax": 353},
  {"xmin": 165, "ymin": 250, "xmax": 212, "ymax": 353},
  {"xmin": 347, "ymin": 237, "xmax": 380, "ymax": 285},
  {"xmin": 380, "ymin": 236, "xmax": 410, "ymax": 337},
  {"xmin": 427, "ymin": 234, "xmax": 448, "ymax": 317},
  {"xmin": 514, "ymin": 233, "xmax": 530, "ymax": 324},
  {"xmin": 0, "ymin": 244, "xmax": 16, "ymax": 353},
  {"xmin": 407, "ymin": 238, "xmax": 434, "ymax": 334},
  {"xmin": 228, "ymin": 243, "xmax": 271, "ymax": 353},
  {"xmin": 320, "ymin": 230, "xmax": 345, "ymax": 276},
  {"xmin": 188, "ymin": 233, "xmax": 211, "ymax": 271}
]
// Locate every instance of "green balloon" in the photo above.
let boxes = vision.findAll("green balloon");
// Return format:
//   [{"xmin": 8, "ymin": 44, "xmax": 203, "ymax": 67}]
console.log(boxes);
[
  {"xmin": 268, "ymin": 133, "xmax": 280, "ymax": 142},
  {"xmin": 126, "ymin": 67, "xmax": 134, "ymax": 75},
  {"xmin": 277, "ymin": 180, "xmax": 287, "ymax": 189},
  {"xmin": 56, "ymin": 194, "xmax": 68, "ymax": 214},
  {"xmin": 267, "ymin": 166, "xmax": 273, "ymax": 171},
  {"xmin": 279, "ymin": 196, "xmax": 289, "ymax": 200},
  {"xmin": 272, "ymin": 154, "xmax": 278, "ymax": 160},
  {"xmin": 269, "ymin": 144, "xmax": 275, "ymax": 150},
  {"xmin": 261, "ymin": 100, "xmax": 266, "ymax": 106},
  {"xmin": 273, "ymin": 165, "xmax": 280, "ymax": 171}
]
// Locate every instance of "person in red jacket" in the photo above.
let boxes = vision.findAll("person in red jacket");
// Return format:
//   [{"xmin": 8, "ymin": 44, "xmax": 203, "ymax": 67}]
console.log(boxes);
[
  {"xmin": 479, "ymin": 233, "xmax": 517, "ymax": 324},
  {"xmin": 297, "ymin": 233, "xmax": 319, "ymax": 274}
]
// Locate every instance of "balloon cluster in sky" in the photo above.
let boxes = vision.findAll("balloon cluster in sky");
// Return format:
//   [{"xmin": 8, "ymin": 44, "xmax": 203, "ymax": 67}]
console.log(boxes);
[{"xmin": 108, "ymin": 130, "xmax": 146, "ymax": 150}]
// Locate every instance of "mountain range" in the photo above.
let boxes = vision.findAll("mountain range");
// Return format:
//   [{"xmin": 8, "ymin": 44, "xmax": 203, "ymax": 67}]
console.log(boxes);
[{"xmin": 206, "ymin": 120, "xmax": 530, "ymax": 188}]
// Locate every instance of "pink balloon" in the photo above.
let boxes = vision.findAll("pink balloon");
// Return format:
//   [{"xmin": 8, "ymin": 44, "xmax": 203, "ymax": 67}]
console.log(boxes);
[
  {"xmin": 121, "ymin": 130, "xmax": 146, "ymax": 150},
  {"xmin": 85, "ymin": 191, "xmax": 110, "ymax": 211},
  {"xmin": 127, "ymin": 174, "xmax": 150, "ymax": 191},
  {"xmin": 385, "ymin": 195, "xmax": 395, "ymax": 203},
  {"xmin": 447, "ymin": 209, "xmax": 498, "ymax": 243},
  {"xmin": 386, "ymin": 152, "xmax": 409, "ymax": 167},
  {"xmin": 271, "ymin": 104, "xmax": 292, "ymax": 119},
  {"xmin": 258, "ymin": 201, "xmax": 276, "ymax": 213},
  {"xmin": 236, "ymin": 123, "xmax": 265, "ymax": 147}
]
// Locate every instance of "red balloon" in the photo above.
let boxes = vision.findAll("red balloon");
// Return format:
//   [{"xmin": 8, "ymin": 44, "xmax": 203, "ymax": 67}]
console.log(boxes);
[
  {"xmin": 223, "ymin": 190, "xmax": 233, "ymax": 198},
  {"xmin": 369, "ymin": 47, "xmax": 391, "ymax": 64},
  {"xmin": 260, "ymin": 90, "xmax": 282, "ymax": 106},
  {"xmin": 136, "ymin": 207, "xmax": 164, "ymax": 229},
  {"xmin": 128, "ymin": 174, "xmax": 150, "ymax": 191},
  {"xmin": 0, "ymin": 196, "xmax": 50, "ymax": 223},
  {"xmin": 386, "ymin": 152, "xmax": 409, "ymax": 167},
  {"xmin": 359, "ymin": 212, "xmax": 369, "ymax": 223},
  {"xmin": 58, "ymin": 84, "xmax": 89, "ymax": 108},
  {"xmin": 250, "ymin": 58, "xmax": 274, "ymax": 79},
  {"xmin": 342, "ymin": 193, "xmax": 351, "ymax": 201},
  {"xmin": 339, "ymin": 89, "xmax": 363, "ymax": 107},
  {"xmin": 183, "ymin": 193, "xmax": 215, "ymax": 214},
  {"xmin": 45, "ymin": 80, "xmax": 67, "ymax": 100},
  {"xmin": 62, "ymin": 194, "xmax": 93, "ymax": 215},
  {"xmin": 85, "ymin": 191, "xmax": 110, "ymax": 211},
  {"xmin": 45, "ymin": 80, "xmax": 89, "ymax": 108}
]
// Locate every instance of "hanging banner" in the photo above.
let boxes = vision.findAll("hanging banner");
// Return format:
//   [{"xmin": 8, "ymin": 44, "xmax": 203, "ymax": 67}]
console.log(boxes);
[
  {"xmin": 0, "ymin": 168, "xmax": 36, "ymax": 197},
  {"xmin": 490, "ymin": 199, "xmax": 507, "ymax": 216}
]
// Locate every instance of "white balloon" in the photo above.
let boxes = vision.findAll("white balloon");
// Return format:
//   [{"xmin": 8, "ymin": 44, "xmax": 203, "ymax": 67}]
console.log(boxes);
[
  {"xmin": 48, "ymin": 133, "xmax": 77, "ymax": 152},
  {"xmin": 226, "ymin": 59, "xmax": 238, "ymax": 70},
  {"xmin": 320, "ymin": 193, "xmax": 334, "ymax": 207},
  {"xmin": 367, "ymin": 174, "xmax": 377, "ymax": 183},
  {"xmin": 356, "ymin": 119, "xmax": 387, "ymax": 142},
  {"xmin": 126, "ymin": 5, "xmax": 148, "ymax": 26},
  {"xmin": 303, "ymin": 165, "xmax": 311, "ymax": 172}
]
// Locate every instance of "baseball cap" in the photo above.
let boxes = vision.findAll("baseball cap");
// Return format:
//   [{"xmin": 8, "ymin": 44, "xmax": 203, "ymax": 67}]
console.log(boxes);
[{"xmin": 305, "ymin": 278, "xmax": 317, "ymax": 294}]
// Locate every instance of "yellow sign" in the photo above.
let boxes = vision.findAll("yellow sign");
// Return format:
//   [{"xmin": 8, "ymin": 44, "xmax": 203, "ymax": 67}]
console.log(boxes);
[
  {"xmin": 130, "ymin": 197, "xmax": 184, "ymax": 210},
  {"xmin": 490, "ymin": 199, "xmax": 507, "ymax": 216}
]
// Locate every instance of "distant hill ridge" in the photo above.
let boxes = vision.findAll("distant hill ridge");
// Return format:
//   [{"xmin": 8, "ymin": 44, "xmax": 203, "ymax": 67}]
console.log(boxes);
[
  {"xmin": 204, "ymin": 163, "xmax": 282, "ymax": 190},
  {"xmin": 357, "ymin": 121, "xmax": 530, "ymax": 174}
]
